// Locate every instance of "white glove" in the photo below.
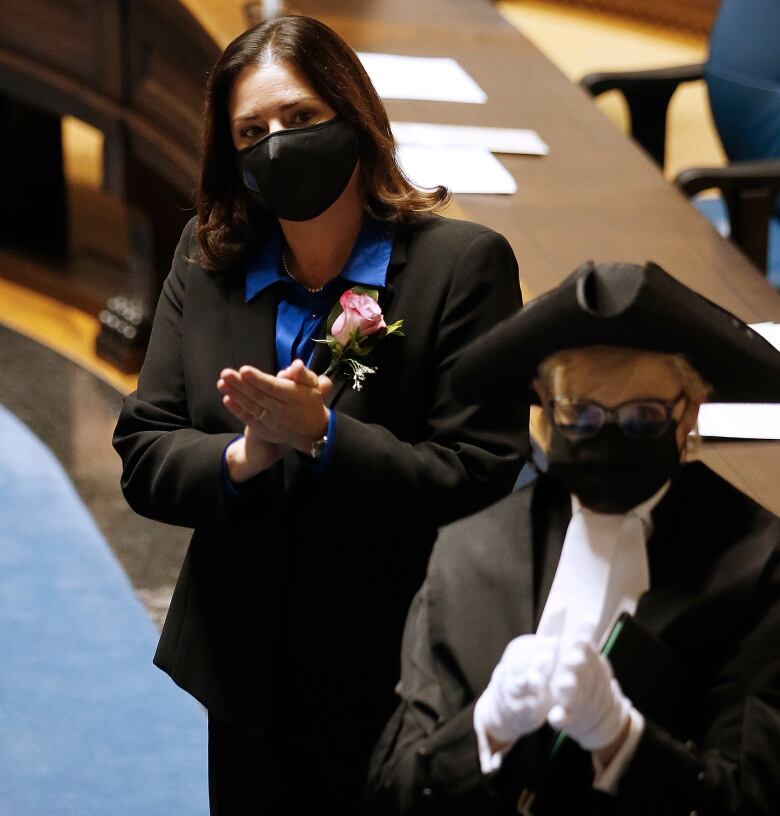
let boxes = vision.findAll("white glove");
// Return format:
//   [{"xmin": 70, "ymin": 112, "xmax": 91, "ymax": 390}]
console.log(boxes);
[
  {"xmin": 475, "ymin": 634, "xmax": 559, "ymax": 746},
  {"xmin": 547, "ymin": 637, "xmax": 632, "ymax": 751}
]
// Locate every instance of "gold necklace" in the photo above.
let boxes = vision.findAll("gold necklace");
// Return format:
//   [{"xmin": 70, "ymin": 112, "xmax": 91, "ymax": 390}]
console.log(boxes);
[{"xmin": 281, "ymin": 249, "xmax": 327, "ymax": 294}]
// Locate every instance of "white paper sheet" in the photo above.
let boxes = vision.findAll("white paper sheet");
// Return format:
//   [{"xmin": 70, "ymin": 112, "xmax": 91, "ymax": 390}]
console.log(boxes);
[
  {"xmin": 698, "ymin": 323, "xmax": 780, "ymax": 439},
  {"xmin": 357, "ymin": 52, "xmax": 487, "ymax": 103},
  {"xmin": 695, "ymin": 323, "xmax": 780, "ymax": 439},
  {"xmin": 750, "ymin": 321, "xmax": 780, "ymax": 350},
  {"xmin": 697, "ymin": 404, "xmax": 780, "ymax": 439},
  {"xmin": 396, "ymin": 144, "xmax": 517, "ymax": 194},
  {"xmin": 391, "ymin": 121, "xmax": 550, "ymax": 155}
]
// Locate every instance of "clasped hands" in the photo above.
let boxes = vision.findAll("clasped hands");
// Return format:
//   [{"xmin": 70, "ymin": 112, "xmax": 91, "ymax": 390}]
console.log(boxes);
[
  {"xmin": 475, "ymin": 632, "xmax": 632, "ymax": 764},
  {"xmin": 217, "ymin": 360, "xmax": 332, "ymax": 483}
]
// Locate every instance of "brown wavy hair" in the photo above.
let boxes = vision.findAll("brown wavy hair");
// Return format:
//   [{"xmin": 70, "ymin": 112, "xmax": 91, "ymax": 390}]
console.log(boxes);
[{"xmin": 196, "ymin": 15, "xmax": 450, "ymax": 271}]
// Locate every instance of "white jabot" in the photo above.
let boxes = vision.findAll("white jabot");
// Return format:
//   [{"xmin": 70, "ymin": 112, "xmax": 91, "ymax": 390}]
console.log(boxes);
[
  {"xmin": 535, "ymin": 482, "xmax": 668, "ymax": 651},
  {"xmin": 535, "ymin": 481, "xmax": 669, "ymax": 791}
]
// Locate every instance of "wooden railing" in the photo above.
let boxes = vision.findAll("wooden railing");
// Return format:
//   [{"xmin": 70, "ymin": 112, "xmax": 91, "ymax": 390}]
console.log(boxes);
[{"xmin": 0, "ymin": 0, "xmax": 218, "ymax": 194}]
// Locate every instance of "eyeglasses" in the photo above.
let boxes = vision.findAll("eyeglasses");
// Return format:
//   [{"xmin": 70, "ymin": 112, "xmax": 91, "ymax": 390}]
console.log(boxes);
[{"xmin": 547, "ymin": 392, "xmax": 687, "ymax": 440}]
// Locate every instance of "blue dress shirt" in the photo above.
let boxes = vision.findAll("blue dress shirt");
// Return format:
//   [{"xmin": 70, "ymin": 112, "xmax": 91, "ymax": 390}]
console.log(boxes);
[
  {"xmin": 245, "ymin": 218, "xmax": 392, "ymax": 370},
  {"xmin": 223, "ymin": 219, "xmax": 393, "ymax": 492}
]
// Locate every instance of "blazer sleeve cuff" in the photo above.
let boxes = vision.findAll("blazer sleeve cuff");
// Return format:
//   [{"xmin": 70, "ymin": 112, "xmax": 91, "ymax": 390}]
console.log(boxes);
[
  {"xmin": 617, "ymin": 720, "xmax": 714, "ymax": 812},
  {"xmin": 593, "ymin": 706, "xmax": 645, "ymax": 793},
  {"xmin": 473, "ymin": 692, "xmax": 516, "ymax": 775},
  {"xmin": 222, "ymin": 434, "xmax": 249, "ymax": 497}
]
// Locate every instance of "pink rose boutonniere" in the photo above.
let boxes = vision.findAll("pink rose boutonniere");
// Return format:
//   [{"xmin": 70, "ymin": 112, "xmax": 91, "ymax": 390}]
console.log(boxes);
[{"xmin": 316, "ymin": 286, "xmax": 404, "ymax": 390}]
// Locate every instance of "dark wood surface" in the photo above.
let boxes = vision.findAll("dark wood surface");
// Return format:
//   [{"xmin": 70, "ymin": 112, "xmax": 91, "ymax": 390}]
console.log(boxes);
[{"xmin": 289, "ymin": 0, "xmax": 780, "ymax": 513}]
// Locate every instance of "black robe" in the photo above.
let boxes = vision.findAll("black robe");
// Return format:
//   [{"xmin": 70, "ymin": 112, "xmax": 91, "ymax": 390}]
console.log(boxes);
[{"xmin": 367, "ymin": 462, "xmax": 780, "ymax": 815}]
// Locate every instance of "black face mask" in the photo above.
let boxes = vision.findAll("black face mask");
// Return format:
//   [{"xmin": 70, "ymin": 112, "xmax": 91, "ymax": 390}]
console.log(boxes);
[
  {"xmin": 238, "ymin": 118, "xmax": 360, "ymax": 222},
  {"xmin": 546, "ymin": 423, "xmax": 683, "ymax": 514}
]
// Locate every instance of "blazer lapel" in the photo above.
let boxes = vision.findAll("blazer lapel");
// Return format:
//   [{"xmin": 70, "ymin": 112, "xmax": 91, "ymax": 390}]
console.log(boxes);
[
  {"xmin": 512, "ymin": 484, "xmax": 542, "ymax": 637},
  {"xmin": 634, "ymin": 584, "xmax": 697, "ymax": 639},
  {"xmin": 325, "ymin": 367, "xmax": 351, "ymax": 408},
  {"xmin": 309, "ymin": 316, "xmax": 352, "ymax": 408},
  {"xmin": 317, "ymin": 226, "xmax": 407, "ymax": 411},
  {"xmin": 228, "ymin": 283, "xmax": 279, "ymax": 374},
  {"xmin": 309, "ymin": 327, "xmax": 332, "ymax": 377},
  {"xmin": 634, "ymin": 479, "xmax": 707, "ymax": 639}
]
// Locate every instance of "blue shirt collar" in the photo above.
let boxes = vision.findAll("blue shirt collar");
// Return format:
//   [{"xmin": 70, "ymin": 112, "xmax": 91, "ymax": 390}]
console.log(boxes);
[{"xmin": 245, "ymin": 219, "xmax": 393, "ymax": 303}]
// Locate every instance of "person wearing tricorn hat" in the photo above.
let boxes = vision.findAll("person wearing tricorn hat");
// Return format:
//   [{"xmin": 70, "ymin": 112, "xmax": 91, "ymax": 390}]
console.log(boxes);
[{"xmin": 366, "ymin": 261, "xmax": 780, "ymax": 815}]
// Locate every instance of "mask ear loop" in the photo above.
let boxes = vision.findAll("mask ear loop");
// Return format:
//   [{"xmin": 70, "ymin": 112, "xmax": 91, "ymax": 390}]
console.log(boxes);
[
  {"xmin": 684, "ymin": 418, "xmax": 701, "ymax": 460},
  {"xmin": 679, "ymin": 392, "xmax": 701, "ymax": 461}
]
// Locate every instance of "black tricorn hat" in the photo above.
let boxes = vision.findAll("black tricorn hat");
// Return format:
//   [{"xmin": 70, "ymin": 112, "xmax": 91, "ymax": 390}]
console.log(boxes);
[{"xmin": 452, "ymin": 260, "xmax": 780, "ymax": 405}]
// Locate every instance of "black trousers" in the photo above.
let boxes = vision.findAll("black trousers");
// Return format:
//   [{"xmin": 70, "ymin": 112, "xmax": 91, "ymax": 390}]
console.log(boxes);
[
  {"xmin": 208, "ymin": 714, "xmax": 369, "ymax": 816},
  {"xmin": 208, "ymin": 715, "xmax": 280, "ymax": 815}
]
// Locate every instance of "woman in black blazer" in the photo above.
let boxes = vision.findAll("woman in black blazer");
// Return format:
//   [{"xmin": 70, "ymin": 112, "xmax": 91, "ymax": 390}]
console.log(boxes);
[{"xmin": 113, "ymin": 15, "xmax": 527, "ymax": 815}]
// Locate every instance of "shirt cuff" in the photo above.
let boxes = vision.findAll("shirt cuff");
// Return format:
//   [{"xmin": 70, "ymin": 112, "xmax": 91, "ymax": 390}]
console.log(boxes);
[
  {"xmin": 302, "ymin": 409, "xmax": 336, "ymax": 475},
  {"xmin": 222, "ymin": 434, "xmax": 250, "ymax": 497},
  {"xmin": 473, "ymin": 694, "xmax": 514, "ymax": 775},
  {"xmin": 592, "ymin": 707, "xmax": 645, "ymax": 794}
]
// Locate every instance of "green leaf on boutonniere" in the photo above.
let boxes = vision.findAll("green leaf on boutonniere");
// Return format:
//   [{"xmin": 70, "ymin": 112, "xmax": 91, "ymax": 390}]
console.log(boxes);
[
  {"xmin": 384, "ymin": 319, "xmax": 404, "ymax": 337},
  {"xmin": 323, "ymin": 300, "xmax": 342, "ymax": 341}
]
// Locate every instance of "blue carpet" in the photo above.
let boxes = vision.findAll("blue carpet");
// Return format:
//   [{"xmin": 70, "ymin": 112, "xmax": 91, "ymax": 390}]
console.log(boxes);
[
  {"xmin": 0, "ymin": 404, "xmax": 207, "ymax": 816},
  {"xmin": 694, "ymin": 195, "xmax": 780, "ymax": 288}
]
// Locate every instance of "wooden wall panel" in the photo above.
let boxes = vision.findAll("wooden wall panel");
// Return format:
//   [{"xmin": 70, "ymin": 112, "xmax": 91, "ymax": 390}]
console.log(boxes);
[
  {"xmin": 0, "ymin": 0, "xmax": 220, "ymax": 193},
  {"xmin": 126, "ymin": 0, "xmax": 217, "ymax": 161}
]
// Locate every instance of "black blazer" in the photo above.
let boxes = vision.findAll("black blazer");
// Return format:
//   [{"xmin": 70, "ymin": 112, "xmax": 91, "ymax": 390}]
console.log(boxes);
[
  {"xmin": 113, "ymin": 214, "xmax": 527, "ymax": 791},
  {"xmin": 367, "ymin": 463, "xmax": 780, "ymax": 815}
]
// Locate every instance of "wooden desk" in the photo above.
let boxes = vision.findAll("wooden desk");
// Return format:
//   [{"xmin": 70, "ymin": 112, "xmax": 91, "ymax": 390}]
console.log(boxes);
[{"xmin": 286, "ymin": 0, "xmax": 780, "ymax": 513}]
